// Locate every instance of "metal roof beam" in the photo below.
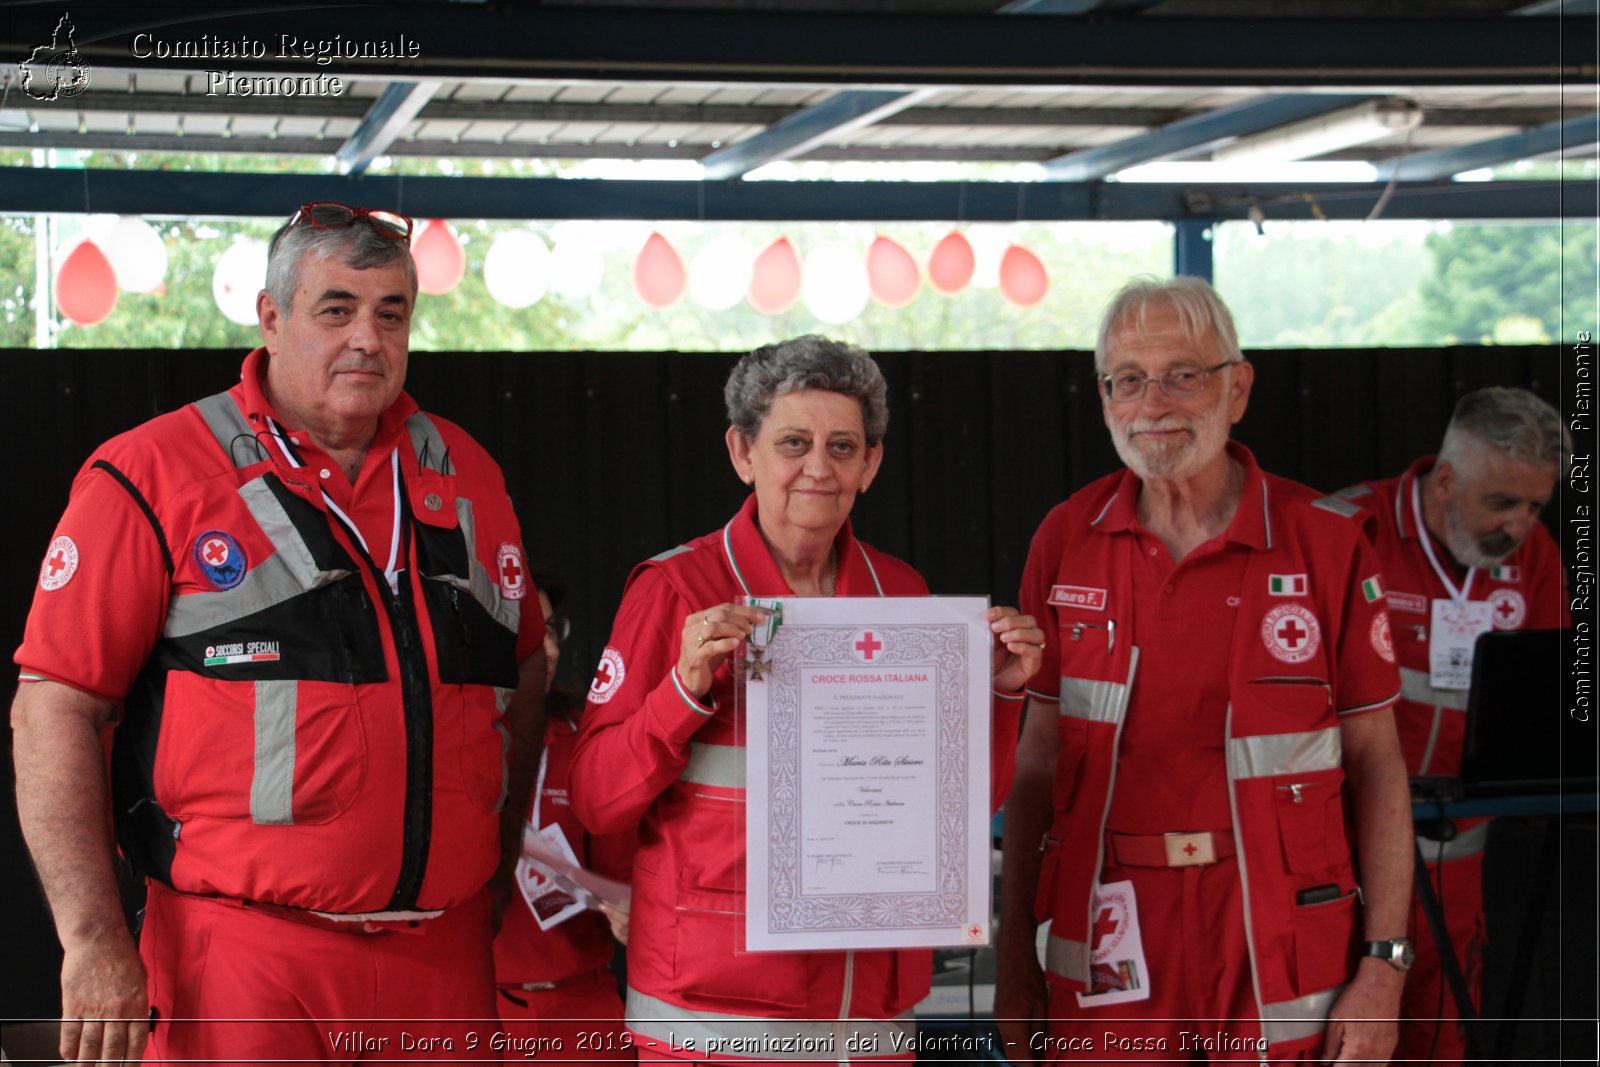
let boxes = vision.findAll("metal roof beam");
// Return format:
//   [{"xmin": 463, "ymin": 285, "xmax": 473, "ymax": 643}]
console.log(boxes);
[
  {"xmin": 998, "ymin": 1, "xmax": 1165, "ymax": 12},
  {"xmin": 0, "ymin": 167, "xmax": 1583, "ymax": 222},
  {"xmin": 1041, "ymin": 93, "xmax": 1377, "ymax": 180},
  {"xmin": 700, "ymin": 88, "xmax": 937, "ymax": 179},
  {"xmin": 1375, "ymin": 114, "xmax": 1599, "ymax": 179},
  {"xmin": 334, "ymin": 80, "xmax": 441, "ymax": 175}
]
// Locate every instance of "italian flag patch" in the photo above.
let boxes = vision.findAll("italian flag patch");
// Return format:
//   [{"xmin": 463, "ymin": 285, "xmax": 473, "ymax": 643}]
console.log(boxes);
[
  {"xmin": 1269, "ymin": 574, "xmax": 1308, "ymax": 596},
  {"xmin": 1361, "ymin": 575, "xmax": 1385, "ymax": 602},
  {"xmin": 1490, "ymin": 565, "xmax": 1521, "ymax": 582}
]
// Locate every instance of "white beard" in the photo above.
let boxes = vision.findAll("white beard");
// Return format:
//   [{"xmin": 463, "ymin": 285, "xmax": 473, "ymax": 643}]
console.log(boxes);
[{"xmin": 1110, "ymin": 406, "xmax": 1231, "ymax": 482}]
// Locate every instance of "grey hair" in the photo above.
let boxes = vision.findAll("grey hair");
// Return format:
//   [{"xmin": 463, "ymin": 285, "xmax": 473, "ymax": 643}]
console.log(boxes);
[
  {"xmin": 725, "ymin": 335, "xmax": 890, "ymax": 446},
  {"xmin": 264, "ymin": 208, "xmax": 417, "ymax": 313},
  {"xmin": 1439, "ymin": 386, "xmax": 1570, "ymax": 476},
  {"xmin": 1094, "ymin": 275, "xmax": 1244, "ymax": 373}
]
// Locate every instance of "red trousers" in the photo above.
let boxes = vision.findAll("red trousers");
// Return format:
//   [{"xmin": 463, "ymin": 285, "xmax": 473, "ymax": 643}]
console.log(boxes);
[
  {"xmin": 496, "ymin": 966, "xmax": 633, "ymax": 1063},
  {"xmin": 1396, "ymin": 846, "xmax": 1487, "ymax": 1067},
  {"xmin": 141, "ymin": 881, "xmax": 499, "ymax": 1066},
  {"xmin": 1040, "ymin": 860, "xmax": 1269, "ymax": 1065}
]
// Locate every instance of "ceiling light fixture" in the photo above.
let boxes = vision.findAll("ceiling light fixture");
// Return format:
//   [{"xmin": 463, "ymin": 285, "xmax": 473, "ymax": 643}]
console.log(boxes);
[{"xmin": 1211, "ymin": 98, "xmax": 1424, "ymax": 164}]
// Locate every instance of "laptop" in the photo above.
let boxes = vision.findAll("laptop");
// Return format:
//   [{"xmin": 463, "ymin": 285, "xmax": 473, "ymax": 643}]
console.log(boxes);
[{"xmin": 1459, "ymin": 628, "xmax": 1595, "ymax": 792}]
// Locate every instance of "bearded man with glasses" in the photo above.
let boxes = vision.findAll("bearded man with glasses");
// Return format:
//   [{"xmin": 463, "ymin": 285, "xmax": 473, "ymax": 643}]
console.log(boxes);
[
  {"xmin": 996, "ymin": 277, "xmax": 1412, "ymax": 1065},
  {"xmin": 12, "ymin": 203, "xmax": 548, "ymax": 1064}
]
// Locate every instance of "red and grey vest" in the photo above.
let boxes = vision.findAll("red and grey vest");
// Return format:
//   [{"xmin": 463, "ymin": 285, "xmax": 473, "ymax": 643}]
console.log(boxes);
[
  {"xmin": 110, "ymin": 388, "xmax": 521, "ymax": 915},
  {"xmin": 1035, "ymin": 479, "xmax": 1385, "ymax": 1057}
]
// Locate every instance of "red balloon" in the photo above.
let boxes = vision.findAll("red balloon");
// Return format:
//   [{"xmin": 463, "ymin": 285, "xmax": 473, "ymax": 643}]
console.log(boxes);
[
  {"xmin": 999, "ymin": 244, "xmax": 1049, "ymax": 307},
  {"xmin": 866, "ymin": 235, "xmax": 921, "ymax": 307},
  {"xmin": 748, "ymin": 237, "xmax": 802, "ymax": 315},
  {"xmin": 412, "ymin": 219, "xmax": 466, "ymax": 296},
  {"xmin": 927, "ymin": 231, "xmax": 975, "ymax": 294},
  {"xmin": 633, "ymin": 231, "xmax": 687, "ymax": 308},
  {"xmin": 56, "ymin": 239, "xmax": 119, "ymax": 326}
]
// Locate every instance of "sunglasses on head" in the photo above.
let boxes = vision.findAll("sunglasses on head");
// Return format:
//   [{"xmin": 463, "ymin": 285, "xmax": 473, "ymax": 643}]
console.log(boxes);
[{"xmin": 288, "ymin": 202, "xmax": 413, "ymax": 244}]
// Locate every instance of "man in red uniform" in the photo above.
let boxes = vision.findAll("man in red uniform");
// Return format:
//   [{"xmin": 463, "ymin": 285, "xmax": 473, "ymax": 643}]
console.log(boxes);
[
  {"xmin": 12, "ymin": 203, "xmax": 547, "ymax": 1065},
  {"xmin": 1337, "ymin": 386, "xmax": 1568, "ymax": 1065},
  {"xmin": 996, "ymin": 277, "xmax": 1413, "ymax": 1065}
]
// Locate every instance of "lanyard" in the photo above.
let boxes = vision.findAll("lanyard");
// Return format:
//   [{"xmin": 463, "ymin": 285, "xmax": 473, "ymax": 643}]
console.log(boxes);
[
  {"xmin": 267, "ymin": 418, "xmax": 404, "ymax": 593},
  {"xmin": 1411, "ymin": 472, "xmax": 1475, "ymax": 605},
  {"xmin": 530, "ymin": 746, "xmax": 549, "ymax": 829}
]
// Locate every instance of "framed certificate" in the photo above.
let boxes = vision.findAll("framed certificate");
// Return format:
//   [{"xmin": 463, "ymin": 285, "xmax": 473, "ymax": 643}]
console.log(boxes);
[{"xmin": 741, "ymin": 595, "xmax": 993, "ymax": 952}]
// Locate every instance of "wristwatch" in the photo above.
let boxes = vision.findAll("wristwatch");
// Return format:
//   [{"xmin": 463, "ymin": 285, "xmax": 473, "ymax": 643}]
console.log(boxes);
[{"xmin": 1361, "ymin": 938, "xmax": 1415, "ymax": 971}]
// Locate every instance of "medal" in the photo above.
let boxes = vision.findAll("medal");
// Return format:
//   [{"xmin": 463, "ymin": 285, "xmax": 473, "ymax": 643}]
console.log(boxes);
[{"xmin": 746, "ymin": 598, "xmax": 782, "ymax": 681}]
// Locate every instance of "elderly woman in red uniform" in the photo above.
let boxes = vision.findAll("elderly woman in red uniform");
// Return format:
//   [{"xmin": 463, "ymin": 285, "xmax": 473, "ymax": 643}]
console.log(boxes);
[{"xmin": 570, "ymin": 335, "xmax": 1042, "ymax": 1065}]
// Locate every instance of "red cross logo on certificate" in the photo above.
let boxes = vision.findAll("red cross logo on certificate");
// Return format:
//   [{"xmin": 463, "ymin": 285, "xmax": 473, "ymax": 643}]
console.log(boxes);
[
  {"xmin": 1092, "ymin": 907, "xmax": 1119, "ymax": 950},
  {"xmin": 849, "ymin": 628, "xmax": 887, "ymax": 663}
]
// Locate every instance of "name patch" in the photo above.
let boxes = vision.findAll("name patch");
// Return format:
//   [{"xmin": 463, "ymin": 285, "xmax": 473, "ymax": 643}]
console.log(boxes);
[{"xmin": 1049, "ymin": 585, "xmax": 1107, "ymax": 610}]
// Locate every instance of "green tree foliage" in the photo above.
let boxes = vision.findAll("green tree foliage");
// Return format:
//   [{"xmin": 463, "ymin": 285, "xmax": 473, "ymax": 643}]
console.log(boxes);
[{"xmin": 1417, "ymin": 222, "xmax": 1598, "ymax": 345}]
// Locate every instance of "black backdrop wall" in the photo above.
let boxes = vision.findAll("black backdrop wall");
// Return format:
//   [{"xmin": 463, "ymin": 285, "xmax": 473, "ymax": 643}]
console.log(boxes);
[{"xmin": 1, "ymin": 344, "xmax": 1584, "ymax": 1051}]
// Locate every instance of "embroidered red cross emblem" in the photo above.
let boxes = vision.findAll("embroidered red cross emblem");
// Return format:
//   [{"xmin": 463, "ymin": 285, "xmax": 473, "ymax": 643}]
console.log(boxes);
[
  {"xmin": 502, "ymin": 554, "xmax": 522, "ymax": 585},
  {"xmin": 856, "ymin": 632, "xmax": 883, "ymax": 660},
  {"xmin": 1182, "ymin": 841, "xmax": 1198, "ymax": 856},
  {"xmin": 202, "ymin": 539, "xmax": 229, "ymax": 566},
  {"xmin": 1495, "ymin": 598, "xmax": 1517, "ymax": 619},
  {"xmin": 593, "ymin": 662, "xmax": 613, "ymax": 689},
  {"xmin": 1276, "ymin": 618, "xmax": 1307, "ymax": 648},
  {"xmin": 1091, "ymin": 906, "xmax": 1118, "ymax": 950},
  {"xmin": 46, "ymin": 551, "xmax": 69, "ymax": 577}
]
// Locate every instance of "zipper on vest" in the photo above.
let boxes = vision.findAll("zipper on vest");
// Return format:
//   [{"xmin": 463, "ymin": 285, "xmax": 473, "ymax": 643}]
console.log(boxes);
[
  {"xmin": 449, "ymin": 585, "xmax": 472, "ymax": 645},
  {"xmin": 324, "ymin": 500, "xmax": 434, "ymax": 912}
]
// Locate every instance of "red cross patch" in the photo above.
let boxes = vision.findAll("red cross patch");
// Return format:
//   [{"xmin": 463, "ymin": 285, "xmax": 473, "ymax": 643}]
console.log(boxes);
[
  {"xmin": 1261, "ymin": 603, "xmax": 1322, "ymax": 665},
  {"xmin": 497, "ymin": 541, "xmax": 527, "ymax": 601},
  {"xmin": 1370, "ymin": 611, "xmax": 1395, "ymax": 664},
  {"xmin": 39, "ymin": 535, "xmax": 79, "ymax": 592},
  {"xmin": 589, "ymin": 647, "xmax": 626, "ymax": 704},
  {"xmin": 1487, "ymin": 588, "xmax": 1526, "ymax": 630}
]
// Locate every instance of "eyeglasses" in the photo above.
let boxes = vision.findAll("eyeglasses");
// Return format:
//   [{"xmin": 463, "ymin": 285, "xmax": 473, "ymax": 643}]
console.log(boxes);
[
  {"xmin": 544, "ymin": 615, "xmax": 571, "ymax": 644},
  {"xmin": 289, "ymin": 202, "xmax": 413, "ymax": 244},
  {"xmin": 1099, "ymin": 359, "xmax": 1242, "ymax": 403}
]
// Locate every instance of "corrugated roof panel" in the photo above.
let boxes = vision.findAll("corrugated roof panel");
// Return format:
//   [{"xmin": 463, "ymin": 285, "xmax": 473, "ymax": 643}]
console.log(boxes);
[
  {"xmin": 447, "ymin": 82, "xmax": 512, "ymax": 102},
  {"xmin": 181, "ymin": 115, "xmax": 230, "ymax": 136},
  {"xmin": 501, "ymin": 83, "xmax": 563, "ymax": 102},
  {"xmin": 414, "ymin": 119, "xmax": 472, "ymax": 141},
  {"xmin": 81, "ymin": 111, "xmax": 126, "ymax": 133},
  {"xmin": 551, "ymin": 84, "xmax": 614, "ymax": 104},
  {"xmin": 276, "ymin": 116, "xmax": 330, "ymax": 138},
  {"xmin": 504, "ymin": 121, "xmax": 564, "ymax": 141},
  {"xmin": 458, "ymin": 119, "xmax": 520, "ymax": 142},
  {"xmin": 230, "ymin": 115, "xmax": 278, "ymax": 137},
  {"xmin": 134, "ymin": 113, "xmax": 182, "ymax": 134}
]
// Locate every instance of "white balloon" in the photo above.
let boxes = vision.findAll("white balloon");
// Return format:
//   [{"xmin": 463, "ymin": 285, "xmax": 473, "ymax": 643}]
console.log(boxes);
[
  {"xmin": 484, "ymin": 229, "xmax": 551, "ymax": 309},
  {"xmin": 212, "ymin": 239, "xmax": 268, "ymax": 326},
  {"xmin": 689, "ymin": 235, "xmax": 754, "ymax": 311},
  {"xmin": 968, "ymin": 225, "xmax": 1011, "ymax": 290},
  {"xmin": 801, "ymin": 240, "xmax": 869, "ymax": 325},
  {"xmin": 105, "ymin": 216, "xmax": 168, "ymax": 292},
  {"xmin": 548, "ymin": 238, "xmax": 605, "ymax": 300}
]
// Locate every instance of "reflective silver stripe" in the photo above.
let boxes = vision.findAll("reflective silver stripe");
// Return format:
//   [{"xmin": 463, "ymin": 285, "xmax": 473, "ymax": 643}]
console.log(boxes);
[
  {"xmin": 1260, "ymin": 985, "xmax": 1341, "ymax": 1047},
  {"xmin": 650, "ymin": 544, "xmax": 695, "ymax": 564},
  {"xmin": 1044, "ymin": 933, "xmax": 1091, "ymax": 985},
  {"xmin": 627, "ymin": 988, "xmax": 911, "ymax": 1060},
  {"xmin": 679, "ymin": 742, "xmax": 745, "ymax": 788},
  {"xmin": 165, "ymin": 477, "xmax": 355, "ymax": 638},
  {"xmin": 1261, "ymin": 479, "xmax": 1273, "ymax": 548},
  {"xmin": 1227, "ymin": 727, "xmax": 1342, "ymax": 780},
  {"xmin": 405, "ymin": 412, "xmax": 454, "ymax": 474},
  {"xmin": 855, "ymin": 542, "xmax": 884, "ymax": 595},
  {"xmin": 1058, "ymin": 675, "xmax": 1130, "ymax": 724},
  {"xmin": 1400, "ymin": 667, "xmax": 1469, "ymax": 711},
  {"xmin": 1335, "ymin": 484, "xmax": 1373, "ymax": 500},
  {"xmin": 250, "ymin": 679, "xmax": 297, "ymax": 825},
  {"xmin": 1311, "ymin": 495, "xmax": 1363, "ymax": 519},
  {"xmin": 454, "ymin": 496, "xmax": 521, "ymax": 634},
  {"xmin": 1417, "ymin": 819, "xmax": 1490, "ymax": 860},
  {"xmin": 194, "ymin": 391, "xmax": 259, "ymax": 466}
]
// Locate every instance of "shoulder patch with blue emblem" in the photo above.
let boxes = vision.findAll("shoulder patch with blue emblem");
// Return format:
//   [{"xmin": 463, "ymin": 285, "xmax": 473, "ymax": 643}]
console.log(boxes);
[{"xmin": 194, "ymin": 530, "xmax": 247, "ymax": 590}]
